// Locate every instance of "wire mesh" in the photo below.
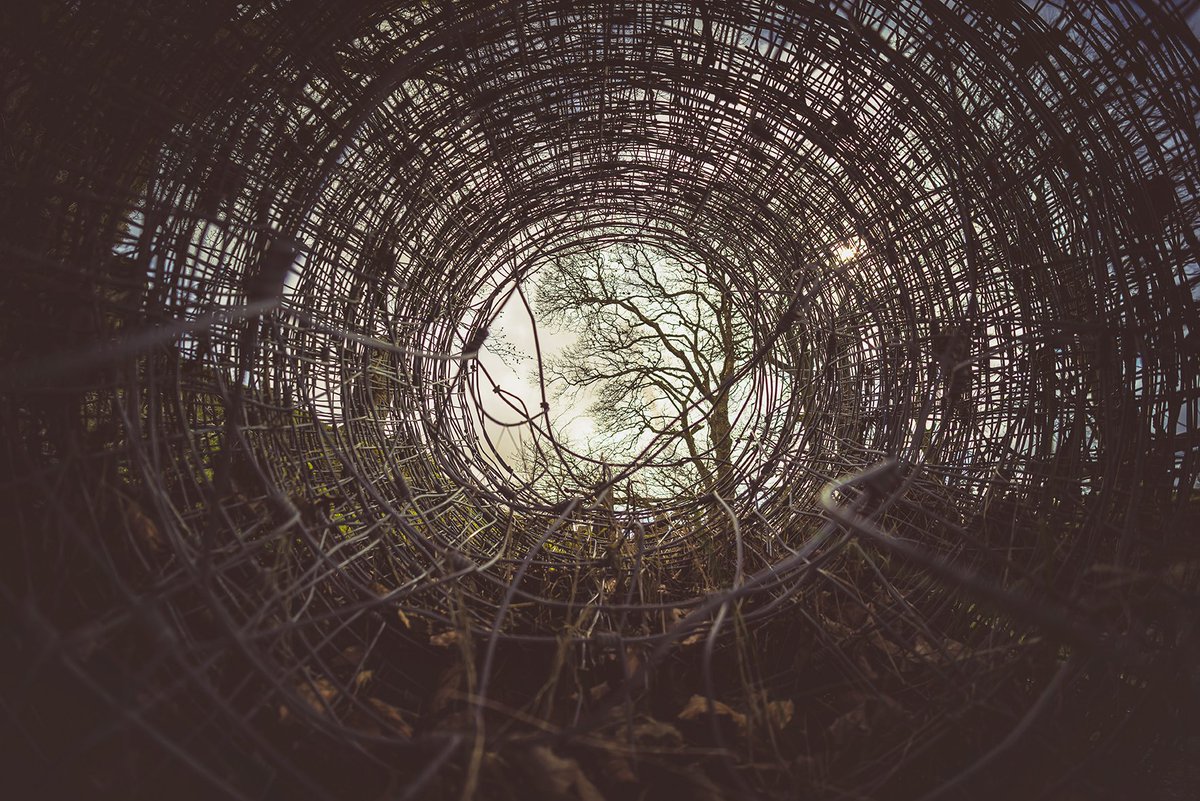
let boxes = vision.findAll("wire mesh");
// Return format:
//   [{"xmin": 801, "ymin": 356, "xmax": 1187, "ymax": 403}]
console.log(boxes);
[{"xmin": 2, "ymin": 1, "xmax": 1198, "ymax": 799}]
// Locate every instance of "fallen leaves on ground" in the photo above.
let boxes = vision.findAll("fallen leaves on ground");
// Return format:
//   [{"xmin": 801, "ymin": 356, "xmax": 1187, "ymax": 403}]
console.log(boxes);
[
  {"xmin": 298, "ymin": 676, "xmax": 338, "ymax": 713},
  {"xmin": 591, "ymin": 744, "xmax": 637, "ymax": 785},
  {"xmin": 763, "ymin": 698, "xmax": 795, "ymax": 731},
  {"xmin": 365, "ymin": 697, "xmax": 413, "ymax": 737},
  {"xmin": 585, "ymin": 716, "xmax": 686, "ymax": 786},
  {"xmin": 280, "ymin": 676, "xmax": 339, "ymax": 721},
  {"xmin": 430, "ymin": 629, "xmax": 459, "ymax": 647},
  {"xmin": 122, "ymin": 496, "xmax": 163, "ymax": 553},
  {"xmin": 626, "ymin": 718, "xmax": 684, "ymax": 748},
  {"xmin": 911, "ymin": 636, "xmax": 968, "ymax": 665},
  {"xmin": 678, "ymin": 694, "xmax": 748, "ymax": 733},
  {"xmin": 520, "ymin": 745, "xmax": 605, "ymax": 801}
]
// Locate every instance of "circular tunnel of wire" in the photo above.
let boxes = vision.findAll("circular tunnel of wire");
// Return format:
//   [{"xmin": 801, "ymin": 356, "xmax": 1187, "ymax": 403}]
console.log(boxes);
[{"xmin": 2, "ymin": 1, "xmax": 1198, "ymax": 799}]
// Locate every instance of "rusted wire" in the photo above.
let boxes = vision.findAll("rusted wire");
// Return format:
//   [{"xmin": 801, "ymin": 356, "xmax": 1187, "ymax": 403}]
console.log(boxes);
[{"xmin": 2, "ymin": 1, "xmax": 1198, "ymax": 799}]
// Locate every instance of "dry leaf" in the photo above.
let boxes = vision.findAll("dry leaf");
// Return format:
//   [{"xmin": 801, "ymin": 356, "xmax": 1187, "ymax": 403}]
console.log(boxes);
[
  {"xmin": 353, "ymin": 670, "xmax": 373, "ymax": 690},
  {"xmin": 282, "ymin": 676, "xmax": 339, "ymax": 720},
  {"xmin": 678, "ymin": 694, "xmax": 748, "ymax": 732},
  {"xmin": 367, "ymin": 697, "xmax": 413, "ymax": 737},
  {"xmin": 628, "ymin": 718, "xmax": 683, "ymax": 748},
  {"xmin": 764, "ymin": 699, "xmax": 795, "ymax": 731},
  {"xmin": 623, "ymin": 646, "xmax": 640, "ymax": 676},
  {"xmin": 680, "ymin": 631, "xmax": 706, "ymax": 646},
  {"xmin": 912, "ymin": 636, "xmax": 968, "ymax": 665},
  {"xmin": 521, "ymin": 745, "xmax": 605, "ymax": 801},
  {"xmin": 912, "ymin": 636, "xmax": 935, "ymax": 661},
  {"xmin": 122, "ymin": 497, "xmax": 163, "ymax": 553},
  {"xmin": 369, "ymin": 581, "xmax": 390, "ymax": 598},
  {"xmin": 430, "ymin": 629, "xmax": 459, "ymax": 647},
  {"xmin": 595, "ymin": 746, "xmax": 637, "ymax": 784},
  {"xmin": 820, "ymin": 616, "xmax": 855, "ymax": 639},
  {"xmin": 396, "ymin": 608, "xmax": 412, "ymax": 629}
]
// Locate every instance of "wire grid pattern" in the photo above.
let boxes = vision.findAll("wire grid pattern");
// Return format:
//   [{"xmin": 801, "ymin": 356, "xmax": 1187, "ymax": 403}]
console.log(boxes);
[{"xmin": 2, "ymin": 1, "xmax": 1198, "ymax": 799}]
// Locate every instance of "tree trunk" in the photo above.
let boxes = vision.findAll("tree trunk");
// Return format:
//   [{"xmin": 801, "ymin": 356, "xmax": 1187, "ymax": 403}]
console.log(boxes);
[{"xmin": 711, "ymin": 292, "xmax": 737, "ymax": 498}]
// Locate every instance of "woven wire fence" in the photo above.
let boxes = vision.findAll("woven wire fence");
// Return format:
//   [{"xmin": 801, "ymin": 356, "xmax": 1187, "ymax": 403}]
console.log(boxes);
[{"xmin": 2, "ymin": 1, "xmax": 1199, "ymax": 799}]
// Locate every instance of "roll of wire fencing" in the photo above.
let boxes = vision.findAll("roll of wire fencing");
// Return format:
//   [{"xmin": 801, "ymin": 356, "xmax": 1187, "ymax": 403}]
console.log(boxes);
[{"xmin": 2, "ymin": 2, "xmax": 1197, "ymax": 799}]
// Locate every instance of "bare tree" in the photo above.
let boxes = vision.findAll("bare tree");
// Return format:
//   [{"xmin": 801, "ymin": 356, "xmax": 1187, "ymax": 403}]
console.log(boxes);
[{"xmin": 532, "ymin": 242, "xmax": 752, "ymax": 498}]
